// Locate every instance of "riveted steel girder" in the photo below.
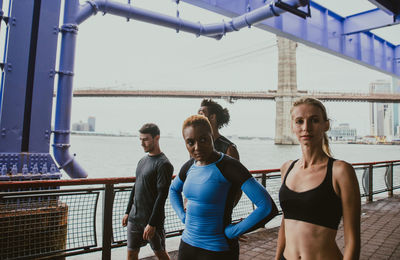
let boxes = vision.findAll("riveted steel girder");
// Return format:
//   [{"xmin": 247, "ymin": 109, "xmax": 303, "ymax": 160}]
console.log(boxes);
[{"xmin": 183, "ymin": 0, "xmax": 400, "ymax": 78}]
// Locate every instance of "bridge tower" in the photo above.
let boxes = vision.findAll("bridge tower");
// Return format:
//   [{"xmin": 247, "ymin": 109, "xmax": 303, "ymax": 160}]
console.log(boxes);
[{"xmin": 274, "ymin": 37, "xmax": 298, "ymax": 144}]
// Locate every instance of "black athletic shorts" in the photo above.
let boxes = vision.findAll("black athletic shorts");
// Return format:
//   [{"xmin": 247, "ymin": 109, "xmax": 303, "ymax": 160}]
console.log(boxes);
[
  {"xmin": 178, "ymin": 240, "xmax": 239, "ymax": 260},
  {"xmin": 127, "ymin": 222, "xmax": 166, "ymax": 251}
]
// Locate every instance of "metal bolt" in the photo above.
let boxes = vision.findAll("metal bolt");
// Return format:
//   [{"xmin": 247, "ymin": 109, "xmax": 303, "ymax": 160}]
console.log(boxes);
[
  {"xmin": 53, "ymin": 26, "xmax": 59, "ymax": 34},
  {"xmin": 32, "ymin": 163, "xmax": 39, "ymax": 174},
  {"xmin": 41, "ymin": 163, "xmax": 48, "ymax": 174},
  {"xmin": 22, "ymin": 164, "xmax": 28, "ymax": 175},
  {"xmin": 1, "ymin": 164, "xmax": 7, "ymax": 175},
  {"xmin": 11, "ymin": 164, "xmax": 17, "ymax": 175},
  {"xmin": 50, "ymin": 164, "xmax": 57, "ymax": 173}
]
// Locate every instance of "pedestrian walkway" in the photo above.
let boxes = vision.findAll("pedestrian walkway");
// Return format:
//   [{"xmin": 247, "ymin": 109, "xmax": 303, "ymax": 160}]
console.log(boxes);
[{"xmin": 143, "ymin": 194, "xmax": 400, "ymax": 259}]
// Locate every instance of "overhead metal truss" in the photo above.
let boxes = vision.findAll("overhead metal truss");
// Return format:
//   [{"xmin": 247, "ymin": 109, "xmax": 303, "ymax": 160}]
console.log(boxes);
[{"xmin": 183, "ymin": 0, "xmax": 400, "ymax": 78}]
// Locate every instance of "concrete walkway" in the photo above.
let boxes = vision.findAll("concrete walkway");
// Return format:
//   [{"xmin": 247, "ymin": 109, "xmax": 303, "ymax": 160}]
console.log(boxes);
[{"xmin": 143, "ymin": 194, "xmax": 400, "ymax": 260}]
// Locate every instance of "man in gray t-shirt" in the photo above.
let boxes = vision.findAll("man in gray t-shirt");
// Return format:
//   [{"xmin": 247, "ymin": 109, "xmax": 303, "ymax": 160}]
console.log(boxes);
[{"xmin": 122, "ymin": 123, "xmax": 173, "ymax": 260}]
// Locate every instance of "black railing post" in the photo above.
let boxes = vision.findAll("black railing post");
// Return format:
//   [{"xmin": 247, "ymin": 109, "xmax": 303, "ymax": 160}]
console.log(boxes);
[
  {"xmin": 367, "ymin": 165, "xmax": 373, "ymax": 202},
  {"xmin": 261, "ymin": 173, "xmax": 266, "ymax": 188},
  {"xmin": 102, "ymin": 184, "xmax": 114, "ymax": 260},
  {"xmin": 388, "ymin": 163, "xmax": 393, "ymax": 197}
]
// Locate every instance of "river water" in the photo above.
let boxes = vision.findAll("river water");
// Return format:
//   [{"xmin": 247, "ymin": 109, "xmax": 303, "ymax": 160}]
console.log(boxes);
[{"xmin": 68, "ymin": 135, "xmax": 400, "ymax": 178}]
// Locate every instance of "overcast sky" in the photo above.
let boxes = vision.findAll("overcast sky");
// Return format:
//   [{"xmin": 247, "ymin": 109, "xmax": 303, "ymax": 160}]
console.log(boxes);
[{"xmin": 67, "ymin": 0, "xmax": 400, "ymax": 137}]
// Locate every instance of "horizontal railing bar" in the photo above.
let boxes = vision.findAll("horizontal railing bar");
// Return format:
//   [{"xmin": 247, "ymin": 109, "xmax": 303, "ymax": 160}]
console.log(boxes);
[
  {"xmin": 1, "ymin": 159, "xmax": 399, "ymax": 188},
  {"xmin": 0, "ymin": 190, "xmax": 100, "ymax": 199},
  {"xmin": 250, "ymin": 168, "xmax": 280, "ymax": 174},
  {"xmin": 0, "ymin": 177, "xmax": 136, "ymax": 188},
  {"xmin": 351, "ymin": 160, "xmax": 400, "ymax": 166},
  {"xmin": 0, "ymin": 187, "xmax": 103, "ymax": 197}
]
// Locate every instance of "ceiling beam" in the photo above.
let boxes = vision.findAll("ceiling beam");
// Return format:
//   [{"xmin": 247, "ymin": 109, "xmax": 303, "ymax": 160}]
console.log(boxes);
[{"xmin": 183, "ymin": 0, "xmax": 400, "ymax": 78}]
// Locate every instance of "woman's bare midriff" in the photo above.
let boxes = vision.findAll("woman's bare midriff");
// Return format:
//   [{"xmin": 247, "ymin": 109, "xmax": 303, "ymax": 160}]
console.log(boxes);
[{"xmin": 283, "ymin": 219, "xmax": 342, "ymax": 260}]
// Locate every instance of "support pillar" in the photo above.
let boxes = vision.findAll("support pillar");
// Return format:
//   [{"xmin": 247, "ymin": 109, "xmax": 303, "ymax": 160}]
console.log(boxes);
[{"xmin": 274, "ymin": 37, "xmax": 298, "ymax": 144}]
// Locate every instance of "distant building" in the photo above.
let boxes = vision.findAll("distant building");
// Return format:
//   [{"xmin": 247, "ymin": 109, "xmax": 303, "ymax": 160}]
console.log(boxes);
[
  {"xmin": 328, "ymin": 123, "xmax": 357, "ymax": 141},
  {"xmin": 369, "ymin": 80, "xmax": 393, "ymax": 137},
  {"xmin": 72, "ymin": 121, "xmax": 89, "ymax": 131},
  {"xmin": 393, "ymin": 77, "xmax": 400, "ymax": 137},
  {"xmin": 72, "ymin": 116, "xmax": 95, "ymax": 132},
  {"xmin": 88, "ymin": 116, "xmax": 96, "ymax": 132}
]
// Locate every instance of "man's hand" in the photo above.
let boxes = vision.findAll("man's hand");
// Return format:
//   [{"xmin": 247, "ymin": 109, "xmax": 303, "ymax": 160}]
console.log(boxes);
[
  {"xmin": 143, "ymin": 224, "xmax": 156, "ymax": 241},
  {"xmin": 122, "ymin": 214, "xmax": 129, "ymax": 227}
]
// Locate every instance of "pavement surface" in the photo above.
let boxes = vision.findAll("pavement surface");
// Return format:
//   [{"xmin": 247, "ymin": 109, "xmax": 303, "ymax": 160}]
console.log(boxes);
[{"xmin": 141, "ymin": 194, "xmax": 400, "ymax": 260}]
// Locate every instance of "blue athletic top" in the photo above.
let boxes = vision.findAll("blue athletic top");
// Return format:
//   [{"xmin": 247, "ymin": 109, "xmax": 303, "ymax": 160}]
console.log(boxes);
[
  {"xmin": 169, "ymin": 153, "xmax": 278, "ymax": 252},
  {"xmin": 279, "ymin": 157, "xmax": 343, "ymax": 230}
]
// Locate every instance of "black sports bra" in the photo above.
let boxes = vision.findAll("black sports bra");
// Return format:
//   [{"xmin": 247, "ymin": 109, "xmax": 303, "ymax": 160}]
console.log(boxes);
[{"xmin": 279, "ymin": 157, "xmax": 342, "ymax": 230}]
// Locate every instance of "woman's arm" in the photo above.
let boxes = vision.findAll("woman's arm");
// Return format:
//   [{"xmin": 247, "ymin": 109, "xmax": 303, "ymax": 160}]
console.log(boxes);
[
  {"xmin": 169, "ymin": 176, "xmax": 186, "ymax": 223},
  {"xmin": 224, "ymin": 177, "xmax": 278, "ymax": 238},
  {"xmin": 334, "ymin": 160, "xmax": 361, "ymax": 260}
]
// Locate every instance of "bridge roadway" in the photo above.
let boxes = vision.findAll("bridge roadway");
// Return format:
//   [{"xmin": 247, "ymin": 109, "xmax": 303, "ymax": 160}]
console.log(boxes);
[{"xmin": 72, "ymin": 89, "xmax": 400, "ymax": 103}]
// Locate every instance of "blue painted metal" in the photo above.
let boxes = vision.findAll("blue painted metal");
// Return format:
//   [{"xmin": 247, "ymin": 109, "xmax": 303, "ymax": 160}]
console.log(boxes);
[
  {"xmin": 0, "ymin": 0, "xmax": 61, "ymax": 180},
  {"xmin": 0, "ymin": 0, "xmax": 4, "ymax": 114},
  {"xmin": 76, "ymin": 0, "xmax": 307, "ymax": 39},
  {"xmin": 0, "ymin": 0, "xmax": 34, "ymax": 153},
  {"xmin": 344, "ymin": 8, "xmax": 400, "ymax": 35},
  {"xmin": 53, "ymin": 0, "xmax": 87, "ymax": 178},
  {"xmin": 183, "ymin": 0, "xmax": 400, "ymax": 78},
  {"xmin": 28, "ymin": 0, "xmax": 61, "ymax": 153}
]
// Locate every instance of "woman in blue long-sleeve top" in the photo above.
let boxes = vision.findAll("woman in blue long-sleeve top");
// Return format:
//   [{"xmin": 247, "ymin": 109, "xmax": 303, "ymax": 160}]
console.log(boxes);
[{"xmin": 169, "ymin": 115, "xmax": 278, "ymax": 260}]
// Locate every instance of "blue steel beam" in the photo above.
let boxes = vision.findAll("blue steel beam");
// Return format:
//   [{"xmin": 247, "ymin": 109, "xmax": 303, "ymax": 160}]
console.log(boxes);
[
  {"xmin": 53, "ymin": 0, "xmax": 88, "ymax": 178},
  {"xmin": 0, "ymin": 0, "xmax": 35, "ymax": 153},
  {"xmin": 0, "ymin": 0, "xmax": 61, "ymax": 179},
  {"xmin": 183, "ymin": 0, "xmax": 400, "ymax": 78},
  {"xmin": 28, "ymin": 0, "xmax": 61, "ymax": 153},
  {"xmin": 76, "ymin": 0, "xmax": 307, "ymax": 39},
  {"xmin": 344, "ymin": 8, "xmax": 400, "ymax": 35}
]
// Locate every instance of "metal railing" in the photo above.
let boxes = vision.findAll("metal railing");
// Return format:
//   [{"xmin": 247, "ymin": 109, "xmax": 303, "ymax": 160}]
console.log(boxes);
[{"xmin": 0, "ymin": 160, "xmax": 399, "ymax": 259}]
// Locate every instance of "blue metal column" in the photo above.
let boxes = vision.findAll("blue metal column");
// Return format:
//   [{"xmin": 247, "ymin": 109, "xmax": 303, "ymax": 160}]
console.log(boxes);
[
  {"xmin": 0, "ymin": 0, "xmax": 61, "ymax": 180},
  {"xmin": 0, "ymin": 0, "xmax": 34, "ymax": 154},
  {"xmin": 53, "ymin": 0, "xmax": 87, "ymax": 178},
  {"xmin": 28, "ymin": 0, "xmax": 61, "ymax": 154}
]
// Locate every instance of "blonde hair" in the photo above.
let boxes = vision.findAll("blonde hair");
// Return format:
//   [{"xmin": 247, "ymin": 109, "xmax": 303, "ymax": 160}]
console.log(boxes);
[
  {"xmin": 291, "ymin": 97, "xmax": 332, "ymax": 157},
  {"xmin": 182, "ymin": 115, "xmax": 213, "ymax": 135}
]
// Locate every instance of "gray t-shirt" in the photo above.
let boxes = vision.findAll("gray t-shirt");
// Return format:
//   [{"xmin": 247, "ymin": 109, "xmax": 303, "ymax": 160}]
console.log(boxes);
[{"xmin": 125, "ymin": 153, "xmax": 174, "ymax": 228}]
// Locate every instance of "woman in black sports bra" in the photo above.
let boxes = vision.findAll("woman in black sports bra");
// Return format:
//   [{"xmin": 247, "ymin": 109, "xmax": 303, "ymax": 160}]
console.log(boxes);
[{"xmin": 275, "ymin": 98, "xmax": 361, "ymax": 260}]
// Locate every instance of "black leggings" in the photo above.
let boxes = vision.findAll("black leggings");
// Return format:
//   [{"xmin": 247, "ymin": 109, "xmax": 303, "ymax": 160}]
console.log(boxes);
[{"xmin": 178, "ymin": 240, "xmax": 239, "ymax": 260}]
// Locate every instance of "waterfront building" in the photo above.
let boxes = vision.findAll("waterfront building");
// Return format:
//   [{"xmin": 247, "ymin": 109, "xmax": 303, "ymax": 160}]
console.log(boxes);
[
  {"xmin": 328, "ymin": 123, "xmax": 357, "ymax": 141},
  {"xmin": 369, "ymin": 80, "xmax": 393, "ymax": 137},
  {"xmin": 72, "ymin": 121, "xmax": 90, "ymax": 131},
  {"xmin": 393, "ymin": 77, "xmax": 400, "ymax": 137},
  {"xmin": 88, "ymin": 116, "xmax": 96, "ymax": 132},
  {"xmin": 72, "ymin": 117, "xmax": 96, "ymax": 132}
]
